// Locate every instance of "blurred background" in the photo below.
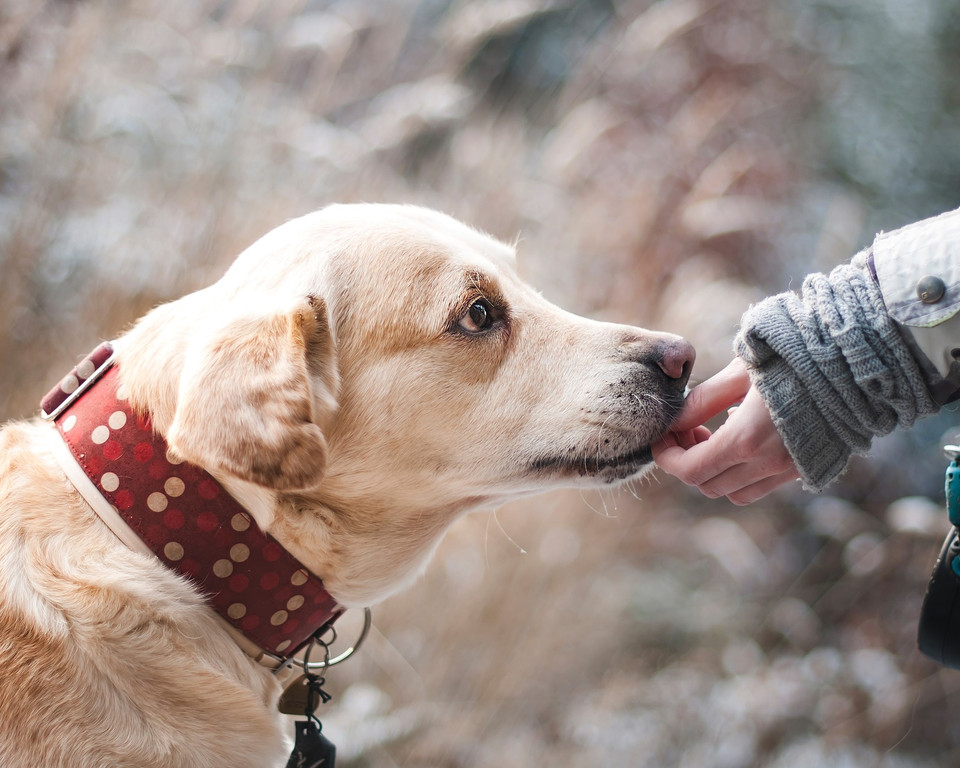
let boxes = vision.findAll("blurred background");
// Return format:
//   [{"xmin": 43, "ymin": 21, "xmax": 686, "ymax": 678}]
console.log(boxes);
[{"xmin": 4, "ymin": 0, "xmax": 960, "ymax": 764}]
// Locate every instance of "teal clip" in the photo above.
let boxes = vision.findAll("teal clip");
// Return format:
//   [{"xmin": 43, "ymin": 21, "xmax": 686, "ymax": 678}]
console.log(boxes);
[{"xmin": 945, "ymin": 446, "xmax": 960, "ymax": 529}]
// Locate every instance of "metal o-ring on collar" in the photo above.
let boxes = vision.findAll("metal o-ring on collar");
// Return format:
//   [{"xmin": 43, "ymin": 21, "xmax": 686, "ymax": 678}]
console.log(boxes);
[{"xmin": 285, "ymin": 607, "xmax": 373, "ymax": 672}]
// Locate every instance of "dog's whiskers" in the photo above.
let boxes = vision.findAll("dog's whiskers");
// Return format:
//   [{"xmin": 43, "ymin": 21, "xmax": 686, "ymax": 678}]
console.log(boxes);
[{"xmin": 494, "ymin": 508, "xmax": 527, "ymax": 554}]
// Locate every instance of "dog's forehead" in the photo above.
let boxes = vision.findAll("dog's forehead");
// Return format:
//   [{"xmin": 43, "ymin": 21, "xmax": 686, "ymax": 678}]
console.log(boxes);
[
  {"xmin": 355, "ymin": 205, "xmax": 515, "ymax": 270},
  {"xmin": 325, "ymin": 205, "xmax": 518, "ymax": 291},
  {"xmin": 389, "ymin": 206, "xmax": 515, "ymax": 261},
  {"xmin": 219, "ymin": 204, "xmax": 518, "ymax": 309}
]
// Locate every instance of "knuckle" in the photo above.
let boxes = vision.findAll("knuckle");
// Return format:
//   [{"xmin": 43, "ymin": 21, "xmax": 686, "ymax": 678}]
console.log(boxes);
[
  {"xmin": 699, "ymin": 481, "xmax": 725, "ymax": 499},
  {"xmin": 655, "ymin": 454, "xmax": 706, "ymax": 487},
  {"xmin": 726, "ymin": 490, "xmax": 754, "ymax": 506}
]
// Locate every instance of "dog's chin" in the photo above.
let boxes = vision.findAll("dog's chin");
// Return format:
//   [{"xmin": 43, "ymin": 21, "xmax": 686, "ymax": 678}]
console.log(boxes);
[
  {"xmin": 528, "ymin": 397, "xmax": 685, "ymax": 486},
  {"xmin": 529, "ymin": 443, "xmax": 655, "ymax": 485}
]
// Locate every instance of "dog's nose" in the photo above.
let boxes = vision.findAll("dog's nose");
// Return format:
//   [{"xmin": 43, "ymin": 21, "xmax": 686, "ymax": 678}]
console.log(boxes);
[
  {"xmin": 656, "ymin": 338, "xmax": 696, "ymax": 386},
  {"xmin": 620, "ymin": 332, "xmax": 696, "ymax": 389}
]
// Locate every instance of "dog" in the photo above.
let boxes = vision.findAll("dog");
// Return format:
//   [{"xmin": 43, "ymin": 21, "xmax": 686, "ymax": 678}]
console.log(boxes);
[{"xmin": 0, "ymin": 204, "xmax": 693, "ymax": 767}]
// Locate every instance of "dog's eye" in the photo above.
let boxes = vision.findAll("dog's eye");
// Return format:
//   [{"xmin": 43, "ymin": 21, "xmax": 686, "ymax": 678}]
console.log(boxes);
[{"xmin": 458, "ymin": 299, "xmax": 495, "ymax": 334}]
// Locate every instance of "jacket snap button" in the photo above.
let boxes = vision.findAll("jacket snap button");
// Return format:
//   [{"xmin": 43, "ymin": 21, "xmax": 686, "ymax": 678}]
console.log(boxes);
[{"xmin": 917, "ymin": 275, "xmax": 946, "ymax": 304}]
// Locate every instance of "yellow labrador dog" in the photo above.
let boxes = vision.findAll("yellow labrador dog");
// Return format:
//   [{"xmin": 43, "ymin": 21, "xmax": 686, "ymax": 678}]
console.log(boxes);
[{"xmin": 0, "ymin": 204, "xmax": 693, "ymax": 767}]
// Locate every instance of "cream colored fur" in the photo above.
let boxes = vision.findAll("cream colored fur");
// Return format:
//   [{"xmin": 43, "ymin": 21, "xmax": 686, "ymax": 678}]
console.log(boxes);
[{"xmin": 0, "ymin": 204, "xmax": 693, "ymax": 767}]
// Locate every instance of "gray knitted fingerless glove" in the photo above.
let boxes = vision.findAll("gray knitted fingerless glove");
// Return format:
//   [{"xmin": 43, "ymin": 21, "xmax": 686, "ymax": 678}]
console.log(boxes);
[{"xmin": 734, "ymin": 256, "xmax": 940, "ymax": 491}]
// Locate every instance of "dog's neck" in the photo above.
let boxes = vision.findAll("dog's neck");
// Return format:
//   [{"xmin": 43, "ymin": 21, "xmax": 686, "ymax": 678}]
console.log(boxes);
[{"xmin": 42, "ymin": 344, "xmax": 344, "ymax": 662}]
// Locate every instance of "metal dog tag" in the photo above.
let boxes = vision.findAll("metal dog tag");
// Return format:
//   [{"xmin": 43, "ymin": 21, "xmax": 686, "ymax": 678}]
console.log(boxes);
[{"xmin": 278, "ymin": 674, "xmax": 313, "ymax": 716}]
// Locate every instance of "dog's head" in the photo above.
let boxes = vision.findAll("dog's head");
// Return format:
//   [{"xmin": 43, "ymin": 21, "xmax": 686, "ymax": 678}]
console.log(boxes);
[{"xmin": 119, "ymin": 204, "xmax": 693, "ymax": 604}]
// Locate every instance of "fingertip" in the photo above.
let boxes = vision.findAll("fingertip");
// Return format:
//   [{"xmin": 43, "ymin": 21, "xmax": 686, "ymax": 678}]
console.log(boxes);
[
  {"xmin": 692, "ymin": 425, "xmax": 713, "ymax": 442},
  {"xmin": 663, "ymin": 429, "xmax": 690, "ymax": 451},
  {"xmin": 668, "ymin": 365, "xmax": 752, "ymax": 432},
  {"xmin": 668, "ymin": 392, "xmax": 709, "ymax": 432},
  {"xmin": 651, "ymin": 434, "xmax": 677, "ymax": 457},
  {"xmin": 674, "ymin": 426, "xmax": 711, "ymax": 450},
  {"xmin": 650, "ymin": 442, "xmax": 670, "ymax": 465},
  {"xmin": 652, "ymin": 443, "xmax": 696, "ymax": 478}
]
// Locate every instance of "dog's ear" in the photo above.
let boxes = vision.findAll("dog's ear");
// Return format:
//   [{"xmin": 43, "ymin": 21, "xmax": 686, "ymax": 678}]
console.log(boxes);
[{"xmin": 167, "ymin": 296, "xmax": 338, "ymax": 492}]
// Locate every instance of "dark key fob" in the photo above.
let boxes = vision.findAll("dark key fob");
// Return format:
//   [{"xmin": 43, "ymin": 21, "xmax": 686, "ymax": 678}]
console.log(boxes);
[
  {"xmin": 918, "ymin": 527, "xmax": 960, "ymax": 668},
  {"xmin": 285, "ymin": 719, "xmax": 336, "ymax": 768}
]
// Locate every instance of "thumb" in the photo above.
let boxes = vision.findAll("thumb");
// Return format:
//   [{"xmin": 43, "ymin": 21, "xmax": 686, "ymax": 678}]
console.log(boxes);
[{"xmin": 669, "ymin": 358, "xmax": 752, "ymax": 432}]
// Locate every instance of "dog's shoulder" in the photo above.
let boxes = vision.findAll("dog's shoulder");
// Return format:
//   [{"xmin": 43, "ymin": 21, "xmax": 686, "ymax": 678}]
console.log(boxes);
[{"xmin": 0, "ymin": 420, "xmax": 288, "ymax": 767}]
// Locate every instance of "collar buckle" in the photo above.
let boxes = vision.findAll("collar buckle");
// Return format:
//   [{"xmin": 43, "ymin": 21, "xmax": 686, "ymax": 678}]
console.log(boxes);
[{"xmin": 41, "ymin": 341, "xmax": 116, "ymax": 421}]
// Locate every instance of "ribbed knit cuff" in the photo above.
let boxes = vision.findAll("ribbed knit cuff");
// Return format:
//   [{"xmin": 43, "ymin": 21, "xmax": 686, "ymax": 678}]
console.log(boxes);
[{"xmin": 735, "ymin": 260, "xmax": 939, "ymax": 491}]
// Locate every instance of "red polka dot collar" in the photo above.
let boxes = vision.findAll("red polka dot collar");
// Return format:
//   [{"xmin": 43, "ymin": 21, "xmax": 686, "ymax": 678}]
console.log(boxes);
[{"xmin": 41, "ymin": 342, "xmax": 342, "ymax": 662}]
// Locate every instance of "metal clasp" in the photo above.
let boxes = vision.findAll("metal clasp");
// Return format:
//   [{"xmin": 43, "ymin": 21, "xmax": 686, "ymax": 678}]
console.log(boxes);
[
  {"xmin": 944, "ymin": 446, "xmax": 960, "ymax": 528},
  {"xmin": 41, "ymin": 344, "xmax": 116, "ymax": 421}
]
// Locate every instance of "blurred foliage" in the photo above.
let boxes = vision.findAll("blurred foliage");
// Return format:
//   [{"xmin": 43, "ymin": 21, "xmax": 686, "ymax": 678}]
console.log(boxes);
[
  {"xmin": 789, "ymin": 0, "xmax": 960, "ymax": 230},
  {"xmin": 3, "ymin": 0, "xmax": 960, "ymax": 765}
]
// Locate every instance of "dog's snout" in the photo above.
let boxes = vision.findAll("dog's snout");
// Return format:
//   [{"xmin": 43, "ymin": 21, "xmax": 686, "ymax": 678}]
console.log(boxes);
[{"xmin": 656, "ymin": 338, "xmax": 695, "ymax": 386}]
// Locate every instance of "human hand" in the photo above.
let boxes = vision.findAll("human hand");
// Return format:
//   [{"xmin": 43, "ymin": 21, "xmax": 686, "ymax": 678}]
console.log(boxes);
[{"xmin": 651, "ymin": 358, "xmax": 800, "ymax": 505}]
